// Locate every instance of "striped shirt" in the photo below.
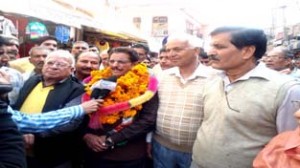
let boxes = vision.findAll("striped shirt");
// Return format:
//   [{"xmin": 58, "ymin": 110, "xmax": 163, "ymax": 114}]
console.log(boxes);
[{"xmin": 8, "ymin": 105, "xmax": 84, "ymax": 133}]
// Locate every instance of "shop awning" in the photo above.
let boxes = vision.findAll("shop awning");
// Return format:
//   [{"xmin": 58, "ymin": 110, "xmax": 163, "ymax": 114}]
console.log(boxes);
[
  {"xmin": 83, "ymin": 26, "xmax": 147, "ymax": 44},
  {"xmin": 0, "ymin": 0, "xmax": 97, "ymax": 28}
]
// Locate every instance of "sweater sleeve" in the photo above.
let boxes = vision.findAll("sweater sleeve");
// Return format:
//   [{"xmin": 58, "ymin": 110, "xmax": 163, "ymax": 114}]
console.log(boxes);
[
  {"xmin": 9, "ymin": 105, "xmax": 84, "ymax": 133},
  {"xmin": 0, "ymin": 109, "xmax": 26, "ymax": 168}
]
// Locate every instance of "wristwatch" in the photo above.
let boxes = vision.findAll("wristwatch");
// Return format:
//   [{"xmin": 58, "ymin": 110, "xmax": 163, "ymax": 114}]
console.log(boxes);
[{"xmin": 105, "ymin": 137, "xmax": 114, "ymax": 149}]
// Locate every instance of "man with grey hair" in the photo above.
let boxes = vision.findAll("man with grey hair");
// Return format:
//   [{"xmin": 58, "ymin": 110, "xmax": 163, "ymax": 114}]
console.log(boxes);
[
  {"xmin": 265, "ymin": 46, "xmax": 300, "ymax": 78},
  {"xmin": 13, "ymin": 50, "xmax": 85, "ymax": 168},
  {"xmin": 265, "ymin": 46, "xmax": 292, "ymax": 71},
  {"xmin": 152, "ymin": 34, "xmax": 215, "ymax": 168}
]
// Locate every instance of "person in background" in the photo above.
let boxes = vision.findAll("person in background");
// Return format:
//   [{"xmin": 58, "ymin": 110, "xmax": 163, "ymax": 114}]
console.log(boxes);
[
  {"xmin": 71, "ymin": 41, "xmax": 89, "ymax": 58},
  {"xmin": 37, "ymin": 35, "xmax": 58, "ymax": 52},
  {"xmin": 265, "ymin": 46, "xmax": 292, "ymax": 72},
  {"xmin": 142, "ymin": 56, "xmax": 152, "ymax": 68},
  {"xmin": 89, "ymin": 45, "xmax": 100, "ymax": 54},
  {"xmin": 152, "ymin": 47, "xmax": 174, "ymax": 75},
  {"xmin": 0, "ymin": 36, "xmax": 23, "ymax": 105},
  {"xmin": 23, "ymin": 46, "xmax": 50, "ymax": 81},
  {"xmin": 152, "ymin": 34, "xmax": 215, "ymax": 168},
  {"xmin": 74, "ymin": 51, "xmax": 101, "ymax": 82},
  {"xmin": 0, "ymin": 35, "xmax": 19, "ymax": 67},
  {"xmin": 149, "ymin": 51, "xmax": 159, "ymax": 68},
  {"xmin": 132, "ymin": 43, "xmax": 150, "ymax": 63},
  {"xmin": 292, "ymin": 48, "xmax": 300, "ymax": 69},
  {"xmin": 3, "ymin": 35, "xmax": 19, "ymax": 60},
  {"xmin": 265, "ymin": 46, "xmax": 300, "ymax": 78},
  {"xmin": 258, "ymin": 53, "xmax": 268, "ymax": 64},
  {"xmin": 99, "ymin": 49, "xmax": 109, "ymax": 70},
  {"xmin": 191, "ymin": 26, "xmax": 300, "ymax": 168},
  {"xmin": 9, "ymin": 35, "xmax": 58, "ymax": 74},
  {"xmin": 199, "ymin": 47, "xmax": 210, "ymax": 66}
]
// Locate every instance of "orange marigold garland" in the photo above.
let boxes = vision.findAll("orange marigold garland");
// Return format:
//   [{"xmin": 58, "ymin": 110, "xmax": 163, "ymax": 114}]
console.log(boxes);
[{"xmin": 84, "ymin": 63, "xmax": 150, "ymax": 125}]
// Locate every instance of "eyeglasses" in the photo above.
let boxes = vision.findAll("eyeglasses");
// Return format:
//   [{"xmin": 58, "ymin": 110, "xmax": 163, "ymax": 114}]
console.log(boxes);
[
  {"xmin": 225, "ymin": 91, "xmax": 240, "ymax": 112},
  {"xmin": 109, "ymin": 60, "xmax": 131, "ymax": 65},
  {"xmin": 45, "ymin": 61, "xmax": 70, "ymax": 68},
  {"xmin": 265, "ymin": 55, "xmax": 285, "ymax": 60}
]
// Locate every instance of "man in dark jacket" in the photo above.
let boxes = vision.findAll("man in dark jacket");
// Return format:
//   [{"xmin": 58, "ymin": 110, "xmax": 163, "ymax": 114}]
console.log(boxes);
[
  {"xmin": 0, "ymin": 101, "xmax": 26, "ymax": 168},
  {"xmin": 82, "ymin": 47, "xmax": 158, "ymax": 168},
  {"xmin": 13, "ymin": 49, "xmax": 85, "ymax": 168},
  {"xmin": 0, "ymin": 65, "xmax": 26, "ymax": 168}
]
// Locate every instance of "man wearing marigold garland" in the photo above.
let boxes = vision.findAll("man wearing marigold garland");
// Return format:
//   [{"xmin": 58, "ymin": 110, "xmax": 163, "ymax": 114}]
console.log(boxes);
[{"xmin": 82, "ymin": 47, "xmax": 159, "ymax": 168}]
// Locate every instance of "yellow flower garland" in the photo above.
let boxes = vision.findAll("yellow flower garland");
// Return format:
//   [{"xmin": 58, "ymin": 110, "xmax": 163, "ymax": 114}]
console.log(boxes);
[{"xmin": 85, "ymin": 63, "xmax": 150, "ymax": 124}]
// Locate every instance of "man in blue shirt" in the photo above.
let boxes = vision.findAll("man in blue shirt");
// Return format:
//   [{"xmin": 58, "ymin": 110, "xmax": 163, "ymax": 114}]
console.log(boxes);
[
  {"xmin": 0, "ymin": 66, "xmax": 102, "ymax": 134},
  {"xmin": 9, "ymin": 99, "xmax": 101, "ymax": 133},
  {"xmin": 2, "ymin": 72, "xmax": 101, "ymax": 131}
]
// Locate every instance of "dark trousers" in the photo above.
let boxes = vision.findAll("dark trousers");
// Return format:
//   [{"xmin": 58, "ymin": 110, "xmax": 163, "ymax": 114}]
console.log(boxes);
[{"xmin": 84, "ymin": 157, "xmax": 147, "ymax": 168}]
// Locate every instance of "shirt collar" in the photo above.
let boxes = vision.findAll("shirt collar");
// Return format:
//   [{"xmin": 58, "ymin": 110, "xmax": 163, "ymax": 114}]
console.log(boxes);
[
  {"xmin": 166, "ymin": 63, "xmax": 215, "ymax": 83},
  {"xmin": 219, "ymin": 63, "xmax": 280, "ymax": 91}
]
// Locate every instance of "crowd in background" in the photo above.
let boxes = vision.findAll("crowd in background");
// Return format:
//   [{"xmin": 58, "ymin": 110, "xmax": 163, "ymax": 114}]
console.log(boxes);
[{"xmin": 1, "ymin": 26, "xmax": 300, "ymax": 168}]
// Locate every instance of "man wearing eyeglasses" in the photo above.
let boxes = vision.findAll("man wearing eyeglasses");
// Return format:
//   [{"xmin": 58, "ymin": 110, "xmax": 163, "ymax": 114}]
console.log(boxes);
[
  {"xmin": 192, "ymin": 27, "xmax": 300, "ymax": 168},
  {"xmin": 265, "ymin": 46, "xmax": 300, "ymax": 78},
  {"xmin": 13, "ymin": 50, "xmax": 85, "ymax": 168},
  {"xmin": 264, "ymin": 47, "xmax": 292, "ymax": 71}
]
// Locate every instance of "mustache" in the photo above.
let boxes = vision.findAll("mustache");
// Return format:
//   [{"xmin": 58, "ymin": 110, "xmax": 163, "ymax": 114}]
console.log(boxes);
[
  {"xmin": 82, "ymin": 67, "xmax": 93, "ymax": 71},
  {"xmin": 37, "ymin": 62, "xmax": 44, "ymax": 66},
  {"xmin": 111, "ymin": 67, "xmax": 122, "ymax": 71},
  {"xmin": 207, "ymin": 54, "xmax": 220, "ymax": 61}
]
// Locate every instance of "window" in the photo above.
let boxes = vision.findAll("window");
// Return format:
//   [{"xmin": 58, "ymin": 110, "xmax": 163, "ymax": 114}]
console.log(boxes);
[
  {"xmin": 133, "ymin": 17, "xmax": 141, "ymax": 29},
  {"xmin": 152, "ymin": 16, "xmax": 168, "ymax": 37}
]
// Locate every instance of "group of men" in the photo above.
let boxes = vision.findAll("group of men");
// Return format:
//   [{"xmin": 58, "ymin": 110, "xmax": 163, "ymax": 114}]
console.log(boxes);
[{"xmin": 1, "ymin": 26, "xmax": 300, "ymax": 168}]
